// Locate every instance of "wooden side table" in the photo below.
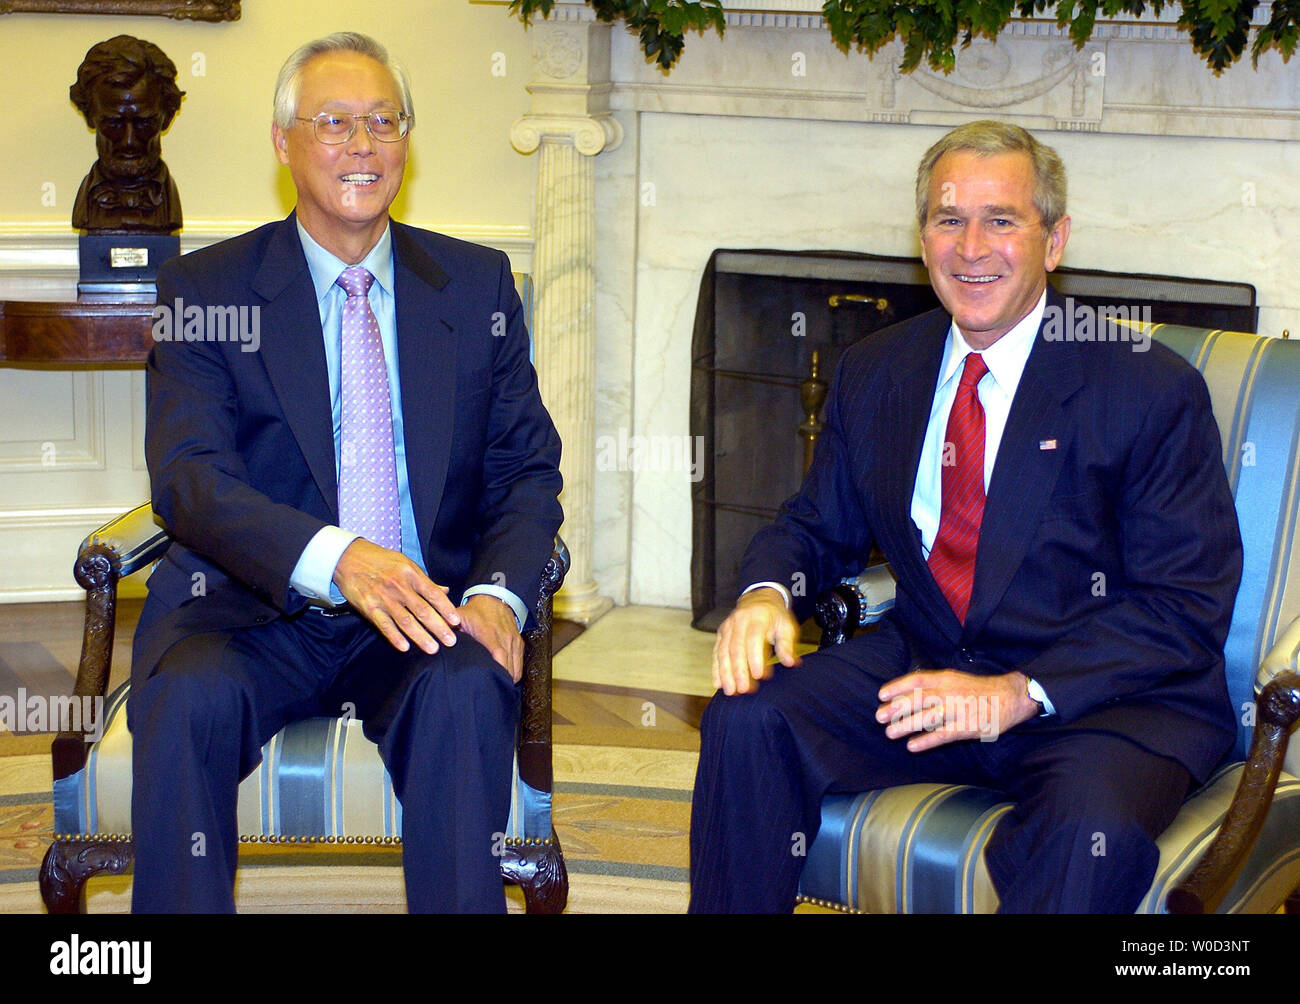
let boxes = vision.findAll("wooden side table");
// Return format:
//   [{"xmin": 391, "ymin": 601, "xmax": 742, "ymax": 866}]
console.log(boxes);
[{"xmin": 0, "ymin": 297, "xmax": 155, "ymax": 366}]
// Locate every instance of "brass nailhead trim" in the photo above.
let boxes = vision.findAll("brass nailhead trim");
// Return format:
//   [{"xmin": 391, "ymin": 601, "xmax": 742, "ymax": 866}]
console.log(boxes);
[
  {"xmin": 794, "ymin": 894, "xmax": 861, "ymax": 914},
  {"xmin": 58, "ymin": 831, "xmax": 555, "ymax": 847},
  {"xmin": 501, "ymin": 836, "xmax": 554, "ymax": 847},
  {"xmin": 236, "ymin": 834, "xmax": 403, "ymax": 845}
]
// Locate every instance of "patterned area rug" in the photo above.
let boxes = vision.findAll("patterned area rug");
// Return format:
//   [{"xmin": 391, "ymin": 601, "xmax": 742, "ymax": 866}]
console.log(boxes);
[{"xmin": 0, "ymin": 727, "xmax": 696, "ymax": 914}]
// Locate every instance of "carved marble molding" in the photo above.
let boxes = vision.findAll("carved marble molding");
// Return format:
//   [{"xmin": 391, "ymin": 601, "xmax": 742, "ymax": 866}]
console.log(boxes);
[
  {"xmin": 512, "ymin": 18, "xmax": 622, "ymax": 624},
  {"xmin": 867, "ymin": 37, "xmax": 1105, "ymax": 132},
  {"xmin": 510, "ymin": 110, "xmax": 623, "ymax": 158},
  {"xmin": 511, "ymin": 17, "xmax": 624, "ymax": 154},
  {"xmin": 590, "ymin": 7, "xmax": 1300, "ymax": 141}
]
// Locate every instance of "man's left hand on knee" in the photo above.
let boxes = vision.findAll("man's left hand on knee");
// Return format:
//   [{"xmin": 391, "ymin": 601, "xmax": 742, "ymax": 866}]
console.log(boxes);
[
  {"xmin": 457, "ymin": 594, "xmax": 524, "ymax": 682},
  {"xmin": 877, "ymin": 669, "xmax": 1041, "ymax": 751}
]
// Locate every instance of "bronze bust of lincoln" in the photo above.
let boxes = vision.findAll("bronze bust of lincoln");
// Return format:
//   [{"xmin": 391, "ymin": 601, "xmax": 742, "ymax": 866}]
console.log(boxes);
[{"xmin": 70, "ymin": 35, "xmax": 185, "ymax": 234}]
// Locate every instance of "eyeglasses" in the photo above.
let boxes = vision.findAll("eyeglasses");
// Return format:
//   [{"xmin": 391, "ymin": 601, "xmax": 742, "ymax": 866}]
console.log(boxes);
[{"xmin": 295, "ymin": 109, "xmax": 412, "ymax": 144}]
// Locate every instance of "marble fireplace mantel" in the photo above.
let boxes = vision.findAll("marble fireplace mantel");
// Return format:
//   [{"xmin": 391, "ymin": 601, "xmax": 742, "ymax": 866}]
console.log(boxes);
[
  {"xmin": 617, "ymin": 5, "xmax": 1299, "ymax": 140},
  {"xmin": 516, "ymin": 1, "xmax": 1300, "ymax": 139}
]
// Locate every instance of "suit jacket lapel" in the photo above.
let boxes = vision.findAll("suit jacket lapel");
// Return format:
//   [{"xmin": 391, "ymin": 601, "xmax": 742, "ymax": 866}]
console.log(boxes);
[
  {"xmin": 963, "ymin": 287, "xmax": 1084, "ymax": 638},
  {"xmin": 252, "ymin": 215, "xmax": 338, "ymax": 517},
  {"xmin": 873, "ymin": 311, "xmax": 961, "ymax": 637},
  {"xmin": 390, "ymin": 222, "xmax": 456, "ymax": 557}
]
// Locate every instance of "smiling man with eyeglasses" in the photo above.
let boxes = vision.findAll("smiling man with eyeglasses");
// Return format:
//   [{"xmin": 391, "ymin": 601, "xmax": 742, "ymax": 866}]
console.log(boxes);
[
  {"xmin": 128, "ymin": 32, "xmax": 563, "ymax": 913},
  {"xmin": 273, "ymin": 41, "xmax": 414, "ymax": 266}
]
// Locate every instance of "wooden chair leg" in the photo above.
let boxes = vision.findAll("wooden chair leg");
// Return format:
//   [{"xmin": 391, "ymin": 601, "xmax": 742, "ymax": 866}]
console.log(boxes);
[
  {"xmin": 501, "ymin": 832, "xmax": 569, "ymax": 914},
  {"xmin": 40, "ymin": 839, "xmax": 134, "ymax": 914}
]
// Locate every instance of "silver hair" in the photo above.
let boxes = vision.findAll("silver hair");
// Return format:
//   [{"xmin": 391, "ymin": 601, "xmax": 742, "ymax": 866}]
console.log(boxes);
[
  {"xmin": 915, "ymin": 120, "xmax": 1067, "ymax": 234},
  {"xmin": 272, "ymin": 32, "xmax": 413, "ymax": 130}
]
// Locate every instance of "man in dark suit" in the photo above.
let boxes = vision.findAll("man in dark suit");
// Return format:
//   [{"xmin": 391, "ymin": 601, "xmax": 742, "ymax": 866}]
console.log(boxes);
[
  {"xmin": 129, "ymin": 32, "xmax": 562, "ymax": 913},
  {"xmin": 689, "ymin": 120, "xmax": 1242, "ymax": 913}
]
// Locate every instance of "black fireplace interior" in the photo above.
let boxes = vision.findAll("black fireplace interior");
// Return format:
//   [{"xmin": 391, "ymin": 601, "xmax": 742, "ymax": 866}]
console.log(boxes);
[{"xmin": 689, "ymin": 248, "xmax": 1258, "ymax": 631}]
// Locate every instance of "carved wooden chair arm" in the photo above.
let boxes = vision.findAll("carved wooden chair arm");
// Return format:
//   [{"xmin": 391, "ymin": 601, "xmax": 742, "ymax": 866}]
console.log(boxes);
[
  {"xmin": 76, "ymin": 502, "xmax": 171, "ymax": 589},
  {"xmin": 72, "ymin": 502, "xmax": 170, "ymax": 695},
  {"xmin": 815, "ymin": 583, "xmax": 862, "ymax": 647},
  {"xmin": 57, "ymin": 503, "xmax": 172, "ymax": 780},
  {"xmin": 1166, "ymin": 668, "xmax": 1300, "ymax": 913},
  {"xmin": 518, "ymin": 536, "xmax": 569, "ymax": 793},
  {"xmin": 814, "ymin": 562, "xmax": 897, "ymax": 647}
]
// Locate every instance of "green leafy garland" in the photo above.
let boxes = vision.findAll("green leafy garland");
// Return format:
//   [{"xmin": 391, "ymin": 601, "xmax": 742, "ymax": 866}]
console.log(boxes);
[
  {"xmin": 510, "ymin": 0, "xmax": 726, "ymax": 68},
  {"xmin": 508, "ymin": 0, "xmax": 1299, "ymax": 73}
]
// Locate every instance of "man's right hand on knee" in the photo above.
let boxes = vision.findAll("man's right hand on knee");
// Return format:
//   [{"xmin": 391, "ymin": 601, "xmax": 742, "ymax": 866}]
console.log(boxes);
[
  {"xmin": 712, "ymin": 587, "xmax": 802, "ymax": 696},
  {"xmin": 333, "ymin": 538, "xmax": 462, "ymax": 656}
]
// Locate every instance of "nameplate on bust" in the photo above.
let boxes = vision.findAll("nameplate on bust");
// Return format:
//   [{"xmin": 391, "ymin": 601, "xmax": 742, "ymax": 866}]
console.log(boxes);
[
  {"xmin": 109, "ymin": 247, "xmax": 150, "ymax": 269},
  {"xmin": 78, "ymin": 233, "xmax": 180, "ymax": 297}
]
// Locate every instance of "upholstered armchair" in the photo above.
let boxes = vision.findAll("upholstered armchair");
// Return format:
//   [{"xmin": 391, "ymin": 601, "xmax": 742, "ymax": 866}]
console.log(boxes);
[
  {"xmin": 804, "ymin": 322, "xmax": 1300, "ymax": 914},
  {"xmin": 40, "ymin": 502, "xmax": 570, "ymax": 914}
]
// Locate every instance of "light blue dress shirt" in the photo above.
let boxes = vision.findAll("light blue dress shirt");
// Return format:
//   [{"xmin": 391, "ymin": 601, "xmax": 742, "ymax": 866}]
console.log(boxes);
[{"xmin": 287, "ymin": 221, "xmax": 527, "ymax": 631}]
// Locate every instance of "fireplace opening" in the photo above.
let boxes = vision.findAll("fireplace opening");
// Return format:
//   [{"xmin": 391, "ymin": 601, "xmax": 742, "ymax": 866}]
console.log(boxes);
[{"xmin": 689, "ymin": 248, "xmax": 1258, "ymax": 631}]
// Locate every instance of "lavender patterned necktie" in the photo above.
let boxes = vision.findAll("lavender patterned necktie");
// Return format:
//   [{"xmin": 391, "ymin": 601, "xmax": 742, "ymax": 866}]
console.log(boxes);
[{"xmin": 336, "ymin": 265, "xmax": 401, "ymax": 552}]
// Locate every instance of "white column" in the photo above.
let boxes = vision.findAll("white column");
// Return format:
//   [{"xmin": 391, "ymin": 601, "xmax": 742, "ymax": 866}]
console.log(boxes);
[{"xmin": 512, "ymin": 16, "xmax": 622, "ymax": 624}]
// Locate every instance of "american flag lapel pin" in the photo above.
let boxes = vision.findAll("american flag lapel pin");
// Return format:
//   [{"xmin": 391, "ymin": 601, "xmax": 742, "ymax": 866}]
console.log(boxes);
[{"xmin": 1039, "ymin": 439, "xmax": 1057, "ymax": 451}]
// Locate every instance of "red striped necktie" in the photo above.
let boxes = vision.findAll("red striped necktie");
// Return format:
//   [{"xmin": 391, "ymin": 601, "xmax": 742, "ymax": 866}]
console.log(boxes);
[{"xmin": 928, "ymin": 352, "xmax": 988, "ymax": 623}]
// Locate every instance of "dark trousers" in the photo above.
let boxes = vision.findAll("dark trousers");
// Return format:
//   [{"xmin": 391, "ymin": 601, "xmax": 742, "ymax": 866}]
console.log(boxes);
[
  {"xmin": 127, "ymin": 608, "xmax": 519, "ymax": 913},
  {"xmin": 688, "ymin": 622, "xmax": 1192, "ymax": 913}
]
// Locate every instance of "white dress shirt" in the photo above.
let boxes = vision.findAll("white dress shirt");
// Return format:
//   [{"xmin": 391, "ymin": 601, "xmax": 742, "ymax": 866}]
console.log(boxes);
[{"xmin": 910, "ymin": 290, "xmax": 1046, "ymax": 555}]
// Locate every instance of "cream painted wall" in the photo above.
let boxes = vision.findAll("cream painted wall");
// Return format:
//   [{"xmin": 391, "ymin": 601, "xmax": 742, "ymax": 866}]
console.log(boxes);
[{"xmin": 1, "ymin": 0, "xmax": 536, "ymax": 230}]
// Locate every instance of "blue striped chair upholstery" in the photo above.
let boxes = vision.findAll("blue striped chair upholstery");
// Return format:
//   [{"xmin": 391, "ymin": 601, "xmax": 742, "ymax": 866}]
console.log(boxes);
[
  {"xmin": 52, "ymin": 680, "xmax": 555, "ymax": 850},
  {"xmin": 798, "ymin": 323, "xmax": 1300, "ymax": 913}
]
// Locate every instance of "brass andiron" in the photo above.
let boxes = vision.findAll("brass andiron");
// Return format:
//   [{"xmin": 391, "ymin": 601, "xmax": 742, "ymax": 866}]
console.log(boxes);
[{"xmin": 798, "ymin": 350, "xmax": 828, "ymax": 475}]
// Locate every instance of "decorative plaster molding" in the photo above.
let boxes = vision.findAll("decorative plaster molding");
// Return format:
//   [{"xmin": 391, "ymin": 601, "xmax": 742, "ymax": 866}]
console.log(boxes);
[
  {"xmin": 538, "ymin": 30, "xmax": 586, "ymax": 79},
  {"xmin": 0, "ymin": 504, "xmax": 147, "ymax": 604},
  {"xmin": 511, "ymin": 112, "xmax": 624, "ymax": 156},
  {"xmin": 0, "ymin": 373, "xmax": 104, "ymax": 472},
  {"xmin": 913, "ymin": 41, "xmax": 1087, "ymax": 104},
  {"xmin": 727, "ymin": 13, "xmax": 827, "ymax": 27},
  {"xmin": 510, "ymin": 0, "xmax": 599, "ymax": 23},
  {"xmin": 0, "ymin": 504, "xmax": 134, "ymax": 529},
  {"xmin": 601, "ymin": 14, "xmax": 1299, "ymax": 141},
  {"xmin": 528, "ymin": 1, "xmax": 1268, "ymax": 36},
  {"xmin": 0, "ymin": 223, "xmax": 535, "ymax": 278}
]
